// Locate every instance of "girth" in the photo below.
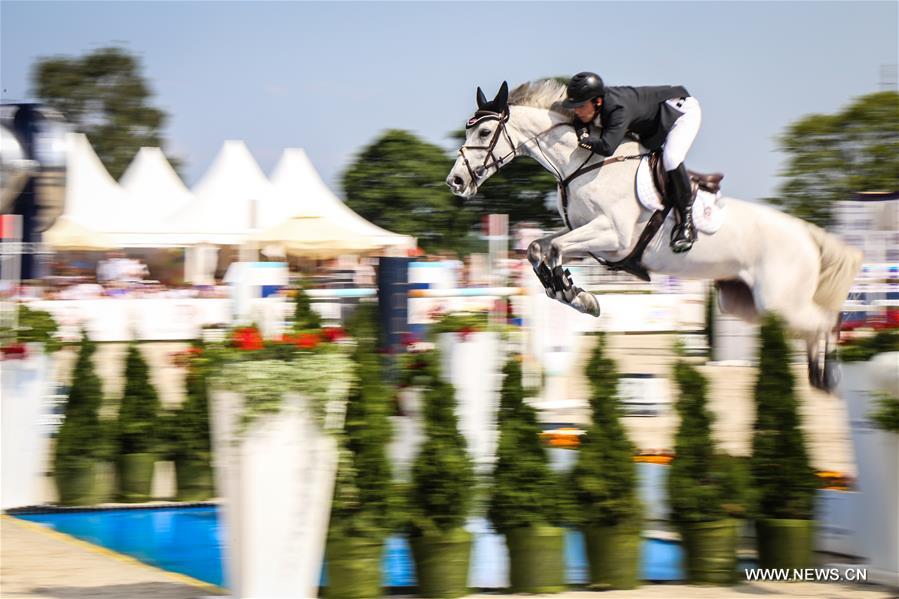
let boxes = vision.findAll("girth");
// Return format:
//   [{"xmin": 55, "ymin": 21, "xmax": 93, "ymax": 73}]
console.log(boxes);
[{"xmin": 588, "ymin": 206, "xmax": 671, "ymax": 282}]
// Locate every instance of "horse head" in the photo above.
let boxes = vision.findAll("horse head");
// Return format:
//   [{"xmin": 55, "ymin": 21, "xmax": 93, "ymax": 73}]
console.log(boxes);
[{"xmin": 446, "ymin": 81, "xmax": 517, "ymax": 197}]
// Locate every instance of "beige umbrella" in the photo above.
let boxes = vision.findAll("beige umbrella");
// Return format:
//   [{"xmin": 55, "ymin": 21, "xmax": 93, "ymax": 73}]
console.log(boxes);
[
  {"xmin": 42, "ymin": 216, "xmax": 118, "ymax": 251},
  {"xmin": 248, "ymin": 215, "xmax": 390, "ymax": 259}
]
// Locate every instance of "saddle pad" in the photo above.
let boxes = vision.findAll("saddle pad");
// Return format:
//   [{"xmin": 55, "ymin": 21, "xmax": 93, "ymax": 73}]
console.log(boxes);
[{"xmin": 635, "ymin": 155, "xmax": 726, "ymax": 235}]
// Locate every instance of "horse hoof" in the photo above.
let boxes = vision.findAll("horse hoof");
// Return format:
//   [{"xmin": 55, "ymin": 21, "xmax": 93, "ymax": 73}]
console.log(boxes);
[{"xmin": 572, "ymin": 290, "xmax": 601, "ymax": 317}]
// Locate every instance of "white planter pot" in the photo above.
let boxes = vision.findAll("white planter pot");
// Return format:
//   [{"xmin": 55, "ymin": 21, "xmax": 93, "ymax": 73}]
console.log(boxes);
[
  {"xmin": 389, "ymin": 388, "xmax": 424, "ymax": 482},
  {"xmin": 839, "ymin": 353, "xmax": 899, "ymax": 588},
  {"xmin": 437, "ymin": 332, "xmax": 502, "ymax": 473},
  {"xmin": 1, "ymin": 344, "xmax": 54, "ymax": 509},
  {"xmin": 210, "ymin": 388, "xmax": 347, "ymax": 598}
]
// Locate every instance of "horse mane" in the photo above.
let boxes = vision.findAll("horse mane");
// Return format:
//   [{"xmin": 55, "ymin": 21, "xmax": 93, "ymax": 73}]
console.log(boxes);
[{"xmin": 508, "ymin": 79, "xmax": 574, "ymax": 118}]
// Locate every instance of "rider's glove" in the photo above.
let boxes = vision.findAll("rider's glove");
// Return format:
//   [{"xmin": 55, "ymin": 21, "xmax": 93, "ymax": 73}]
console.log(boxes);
[
  {"xmin": 578, "ymin": 131, "xmax": 601, "ymax": 152},
  {"xmin": 574, "ymin": 121, "xmax": 590, "ymax": 140}
]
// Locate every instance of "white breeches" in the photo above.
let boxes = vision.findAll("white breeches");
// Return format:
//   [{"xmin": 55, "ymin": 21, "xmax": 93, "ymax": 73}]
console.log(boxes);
[{"xmin": 662, "ymin": 96, "xmax": 702, "ymax": 171}]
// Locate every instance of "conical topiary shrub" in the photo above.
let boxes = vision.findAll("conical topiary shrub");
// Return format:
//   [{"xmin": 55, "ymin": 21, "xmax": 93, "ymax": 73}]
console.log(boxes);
[
  {"xmin": 751, "ymin": 315, "xmax": 818, "ymax": 569},
  {"xmin": 669, "ymin": 359, "xmax": 746, "ymax": 584},
  {"xmin": 571, "ymin": 332, "xmax": 642, "ymax": 590},
  {"xmin": 407, "ymin": 347, "xmax": 474, "ymax": 598},
  {"xmin": 488, "ymin": 356, "xmax": 565, "ymax": 593},
  {"xmin": 325, "ymin": 305, "xmax": 394, "ymax": 598},
  {"xmin": 293, "ymin": 283, "xmax": 322, "ymax": 331},
  {"xmin": 171, "ymin": 341, "xmax": 214, "ymax": 501},
  {"xmin": 115, "ymin": 343, "xmax": 162, "ymax": 502},
  {"xmin": 54, "ymin": 330, "xmax": 105, "ymax": 505},
  {"xmin": 705, "ymin": 285, "xmax": 716, "ymax": 360}
]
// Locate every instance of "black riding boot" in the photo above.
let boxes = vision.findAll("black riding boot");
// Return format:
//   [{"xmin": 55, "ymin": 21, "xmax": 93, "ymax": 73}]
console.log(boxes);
[{"xmin": 668, "ymin": 163, "xmax": 697, "ymax": 253}]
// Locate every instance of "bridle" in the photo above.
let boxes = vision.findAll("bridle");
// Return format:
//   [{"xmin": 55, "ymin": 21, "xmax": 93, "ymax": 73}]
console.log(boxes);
[{"xmin": 458, "ymin": 110, "xmax": 517, "ymax": 183}]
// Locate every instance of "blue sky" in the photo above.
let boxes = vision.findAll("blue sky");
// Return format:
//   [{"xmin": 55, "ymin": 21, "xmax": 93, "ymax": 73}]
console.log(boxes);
[{"xmin": 2, "ymin": 1, "xmax": 896, "ymax": 204}]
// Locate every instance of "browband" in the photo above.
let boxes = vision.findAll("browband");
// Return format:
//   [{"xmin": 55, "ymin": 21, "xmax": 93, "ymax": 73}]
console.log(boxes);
[{"xmin": 466, "ymin": 109, "xmax": 509, "ymax": 129}]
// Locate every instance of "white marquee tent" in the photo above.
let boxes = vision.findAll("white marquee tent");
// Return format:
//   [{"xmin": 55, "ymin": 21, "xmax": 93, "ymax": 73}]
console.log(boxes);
[
  {"xmin": 61, "ymin": 133, "xmax": 127, "ymax": 233},
  {"xmin": 119, "ymin": 147, "xmax": 193, "ymax": 229},
  {"xmin": 55, "ymin": 135, "xmax": 416, "ymax": 254},
  {"xmin": 167, "ymin": 140, "xmax": 296, "ymax": 245},
  {"xmin": 270, "ymin": 148, "xmax": 415, "ymax": 254}
]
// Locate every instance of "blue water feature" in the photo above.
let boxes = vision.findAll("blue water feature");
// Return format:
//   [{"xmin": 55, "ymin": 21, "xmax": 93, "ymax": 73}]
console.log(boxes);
[
  {"xmin": 14, "ymin": 464, "xmax": 753, "ymax": 589},
  {"xmin": 14, "ymin": 506, "xmax": 748, "ymax": 589},
  {"xmin": 16, "ymin": 506, "xmax": 225, "ymax": 586}
]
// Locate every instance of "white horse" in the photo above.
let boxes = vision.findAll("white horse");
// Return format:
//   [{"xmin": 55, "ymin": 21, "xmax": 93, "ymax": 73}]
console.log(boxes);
[{"xmin": 446, "ymin": 80, "xmax": 863, "ymax": 390}]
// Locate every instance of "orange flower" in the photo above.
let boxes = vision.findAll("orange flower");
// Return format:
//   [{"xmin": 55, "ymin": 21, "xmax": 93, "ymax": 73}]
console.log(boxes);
[
  {"xmin": 321, "ymin": 327, "xmax": 345, "ymax": 342},
  {"xmin": 234, "ymin": 327, "xmax": 263, "ymax": 351},
  {"xmin": 297, "ymin": 333, "xmax": 320, "ymax": 349}
]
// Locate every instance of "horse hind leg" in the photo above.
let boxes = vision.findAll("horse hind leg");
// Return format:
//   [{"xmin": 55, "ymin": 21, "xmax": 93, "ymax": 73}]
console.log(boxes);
[
  {"xmin": 754, "ymin": 294, "xmax": 836, "ymax": 391},
  {"xmin": 753, "ymin": 255, "xmax": 839, "ymax": 391},
  {"xmin": 799, "ymin": 308, "xmax": 842, "ymax": 392},
  {"xmin": 823, "ymin": 317, "xmax": 842, "ymax": 391},
  {"xmin": 716, "ymin": 279, "xmax": 759, "ymax": 322},
  {"xmin": 793, "ymin": 306, "xmax": 840, "ymax": 391},
  {"xmin": 806, "ymin": 336, "xmax": 825, "ymax": 391}
]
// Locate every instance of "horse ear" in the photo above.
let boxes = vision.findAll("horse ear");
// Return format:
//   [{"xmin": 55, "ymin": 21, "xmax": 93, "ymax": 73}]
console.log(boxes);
[
  {"xmin": 476, "ymin": 87, "xmax": 487, "ymax": 109},
  {"xmin": 495, "ymin": 81, "xmax": 509, "ymax": 108}
]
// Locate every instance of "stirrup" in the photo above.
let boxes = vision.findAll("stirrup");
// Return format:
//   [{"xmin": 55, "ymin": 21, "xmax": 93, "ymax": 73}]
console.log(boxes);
[
  {"xmin": 670, "ymin": 222, "xmax": 696, "ymax": 253},
  {"xmin": 671, "ymin": 236, "xmax": 694, "ymax": 253}
]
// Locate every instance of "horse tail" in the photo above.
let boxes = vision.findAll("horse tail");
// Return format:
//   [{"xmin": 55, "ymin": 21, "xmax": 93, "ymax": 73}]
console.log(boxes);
[{"xmin": 804, "ymin": 222, "xmax": 864, "ymax": 313}]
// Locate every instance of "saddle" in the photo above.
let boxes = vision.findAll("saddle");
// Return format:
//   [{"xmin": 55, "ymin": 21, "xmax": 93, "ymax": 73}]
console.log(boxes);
[{"xmin": 649, "ymin": 152, "xmax": 724, "ymax": 201}]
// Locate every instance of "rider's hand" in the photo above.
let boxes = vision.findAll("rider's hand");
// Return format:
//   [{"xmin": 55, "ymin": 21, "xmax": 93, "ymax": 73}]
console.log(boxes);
[
  {"xmin": 578, "ymin": 131, "xmax": 601, "ymax": 152},
  {"xmin": 574, "ymin": 121, "xmax": 590, "ymax": 140}
]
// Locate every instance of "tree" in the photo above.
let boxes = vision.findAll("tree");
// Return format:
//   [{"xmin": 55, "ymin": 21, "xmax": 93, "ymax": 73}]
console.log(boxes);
[
  {"xmin": 488, "ymin": 356, "xmax": 558, "ymax": 533},
  {"xmin": 170, "ymin": 341, "xmax": 212, "ymax": 463},
  {"xmin": 668, "ymin": 361, "xmax": 728, "ymax": 525},
  {"xmin": 408, "ymin": 348, "xmax": 474, "ymax": 534},
  {"xmin": 705, "ymin": 285, "xmax": 716, "ymax": 360},
  {"xmin": 54, "ymin": 331, "xmax": 104, "ymax": 474},
  {"xmin": 570, "ymin": 333, "xmax": 640, "ymax": 527},
  {"xmin": 292, "ymin": 283, "xmax": 321, "ymax": 331},
  {"xmin": 116, "ymin": 344, "xmax": 162, "ymax": 454},
  {"xmin": 750, "ymin": 315, "xmax": 818, "ymax": 519},
  {"xmin": 330, "ymin": 304, "xmax": 394, "ymax": 537},
  {"xmin": 342, "ymin": 130, "xmax": 479, "ymax": 253},
  {"xmin": 769, "ymin": 91, "xmax": 899, "ymax": 227},
  {"xmin": 32, "ymin": 46, "xmax": 178, "ymax": 180}
]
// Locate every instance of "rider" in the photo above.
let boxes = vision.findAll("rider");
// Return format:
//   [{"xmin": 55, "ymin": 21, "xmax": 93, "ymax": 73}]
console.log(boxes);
[{"xmin": 563, "ymin": 71, "xmax": 700, "ymax": 253}]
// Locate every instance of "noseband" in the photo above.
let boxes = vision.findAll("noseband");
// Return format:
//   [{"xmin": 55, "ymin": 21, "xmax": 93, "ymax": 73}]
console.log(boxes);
[{"xmin": 458, "ymin": 110, "xmax": 516, "ymax": 183}]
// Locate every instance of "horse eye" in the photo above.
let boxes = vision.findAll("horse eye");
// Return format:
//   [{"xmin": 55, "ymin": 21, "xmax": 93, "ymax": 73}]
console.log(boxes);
[{"xmin": 479, "ymin": 128, "xmax": 490, "ymax": 138}]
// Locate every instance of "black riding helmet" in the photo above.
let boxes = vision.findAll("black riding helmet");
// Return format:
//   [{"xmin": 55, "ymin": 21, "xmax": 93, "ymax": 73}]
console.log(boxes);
[{"xmin": 562, "ymin": 72, "xmax": 605, "ymax": 108}]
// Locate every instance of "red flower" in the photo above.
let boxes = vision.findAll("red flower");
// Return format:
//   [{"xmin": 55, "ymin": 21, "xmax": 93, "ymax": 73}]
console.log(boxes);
[
  {"xmin": 321, "ymin": 327, "xmax": 345, "ymax": 342},
  {"xmin": 458, "ymin": 326, "xmax": 475, "ymax": 342},
  {"xmin": 234, "ymin": 327, "xmax": 263, "ymax": 351},
  {"xmin": 1, "ymin": 343, "xmax": 28, "ymax": 360},
  {"xmin": 297, "ymin": 333, "xmax": 320, "ymax": 349}
]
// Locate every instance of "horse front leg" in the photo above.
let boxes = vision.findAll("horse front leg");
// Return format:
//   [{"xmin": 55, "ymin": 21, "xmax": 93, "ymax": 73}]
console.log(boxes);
[
  {"xmin": 527, "ymin": 229, "xmax": 568, "ymax": 298},
  {"xmin": 541, "ymin": 216, "xmax": 624, "ymax": 317}
]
